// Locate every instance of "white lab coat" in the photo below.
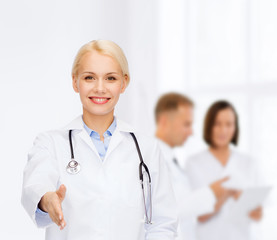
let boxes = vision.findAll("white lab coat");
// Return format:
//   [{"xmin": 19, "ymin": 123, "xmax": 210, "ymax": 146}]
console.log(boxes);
[
  {"xmin": 158, "ymin": 140, "xmax": 216, "ymax": 240},
  {"xmin": 21, "ymin": 116, "xmax": 178, "ymax": 240},
  {"xmin": 186, "ymin": 149, "xmax": 260, "ymax": 240}
]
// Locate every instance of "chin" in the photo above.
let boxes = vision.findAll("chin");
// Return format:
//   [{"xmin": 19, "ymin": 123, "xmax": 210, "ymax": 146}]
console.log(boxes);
[
  {"xmin": 214, "ymin": 143, "xmax": 229, "ymax": 148},
  {"xmin": 84, "ymin": 107, "xmax": 114, "ymax": 117},
  {"xmin": 176, "ymin": 140, "xmax": 186, "ymax": 147}
]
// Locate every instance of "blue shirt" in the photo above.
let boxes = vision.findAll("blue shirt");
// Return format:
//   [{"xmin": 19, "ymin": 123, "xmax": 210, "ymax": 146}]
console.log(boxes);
[
  {"xmin": 82, "ymin": 117, "xmax": 117, "ymax": 160},
  {"xmin": 35, "ymin": 117, "xmax": 117, "ymax": 226}
]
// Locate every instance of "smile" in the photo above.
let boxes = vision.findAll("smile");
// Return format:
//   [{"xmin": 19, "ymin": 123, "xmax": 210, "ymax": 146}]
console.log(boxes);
[{"xmin": 89, "ymin": 97, "xmax": 110, "ymax": 104}]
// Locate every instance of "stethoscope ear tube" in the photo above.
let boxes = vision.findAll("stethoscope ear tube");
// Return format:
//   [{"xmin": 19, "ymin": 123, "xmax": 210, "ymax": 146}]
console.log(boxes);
[
  {"xmin": 130, "ymin": 132, "xmax": 152, "ymax": 183},
  {"xmin": 69, "ymin": 130, "xmax": 74, "ymax": 159}
]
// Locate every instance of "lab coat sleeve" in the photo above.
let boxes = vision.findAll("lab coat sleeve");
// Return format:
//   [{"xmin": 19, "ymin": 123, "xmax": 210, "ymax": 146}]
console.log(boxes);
[
  {"xmin": 145, "ymin": 142, "xmax": 178, "ymax": 240},
  {"xmin": 21, "ymin": 132, "xmax": 59, "ymax": 228}
]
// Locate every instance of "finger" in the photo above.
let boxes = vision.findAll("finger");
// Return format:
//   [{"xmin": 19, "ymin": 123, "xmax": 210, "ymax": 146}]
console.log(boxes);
[
  {"xmin": 49, "ymin": 211, "xmax": 62, "ymax": 227},
  {"xmin": 54, "ymin": 203, "xmax": 64, "ymax": 225},
  {"xmin": 59, "ymin": 219, "xmax": 67, "ymax": 230},
  {"xmin": 49, "ymin": 208, "xmax": 62, "ymax": 227},
  {"xmin": 48, "ymin": 199, "xmax": 65, "ymax": 228},
  {"xmin": 56, "ymin": 184, "xmax": 67, "ymax": 201},
  {"xmin": 55, "ymin": 203, "xmax": 67, "ymax": 230}
]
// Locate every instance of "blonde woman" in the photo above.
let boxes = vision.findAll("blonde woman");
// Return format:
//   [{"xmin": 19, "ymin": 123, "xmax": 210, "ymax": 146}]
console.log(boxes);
[{"xmin": 21, "ymin": 40, "xmax": 177, "ymax": 240}]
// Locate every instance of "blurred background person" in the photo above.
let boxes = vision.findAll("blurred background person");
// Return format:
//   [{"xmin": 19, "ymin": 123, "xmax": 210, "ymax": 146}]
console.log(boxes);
[
  {"xmin": 186, "ymin": 100, "xmax": 263, "ymax": 240},
  {"xmin": 155, "ymin": 93, "xmax": 230, "ymax": 240}
]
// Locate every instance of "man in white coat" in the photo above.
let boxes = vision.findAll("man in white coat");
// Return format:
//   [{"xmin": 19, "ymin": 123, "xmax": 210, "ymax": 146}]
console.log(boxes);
[{"xmin": 154, "ymin": 93, "xmax": 229, "ymax": 240}]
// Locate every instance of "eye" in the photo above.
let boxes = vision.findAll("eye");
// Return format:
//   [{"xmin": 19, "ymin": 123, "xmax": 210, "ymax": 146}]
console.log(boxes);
[
  {"xmin": 107, "ymin": 76, "xmax": 116, "ymax": 81},
  {"xmin": 84, "ymin": 76, "xmax": 94, "ymax": 80}
]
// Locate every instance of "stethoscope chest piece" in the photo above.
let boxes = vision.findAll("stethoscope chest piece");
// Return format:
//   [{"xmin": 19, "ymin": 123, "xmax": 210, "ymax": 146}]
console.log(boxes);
[{"xmin": 66, "ymin": 159, "xmax": 81, "ymax": 174}]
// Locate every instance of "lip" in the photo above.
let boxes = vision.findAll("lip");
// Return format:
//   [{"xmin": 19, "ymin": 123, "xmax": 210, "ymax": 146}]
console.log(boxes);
[{"xmin": 89, "ymin": 97, "xmax": 110, "ymax": 104}]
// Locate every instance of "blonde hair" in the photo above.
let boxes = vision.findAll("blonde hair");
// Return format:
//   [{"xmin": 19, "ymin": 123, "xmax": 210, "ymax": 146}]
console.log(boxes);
[{"xmin": 72, "ymin": 40, "xmax": 130, "ymax": 85}]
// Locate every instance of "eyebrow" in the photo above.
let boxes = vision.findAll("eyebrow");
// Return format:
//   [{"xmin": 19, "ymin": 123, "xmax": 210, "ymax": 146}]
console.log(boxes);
[{"xmin": 82, "ymin": 71, "xmax": 120, "ymax": 75}]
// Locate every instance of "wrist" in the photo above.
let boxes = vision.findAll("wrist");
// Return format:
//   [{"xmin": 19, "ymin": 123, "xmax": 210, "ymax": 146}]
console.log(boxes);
[{"xmin": 38, "ymin": 192, "xmax": 51, "ymax": 213}]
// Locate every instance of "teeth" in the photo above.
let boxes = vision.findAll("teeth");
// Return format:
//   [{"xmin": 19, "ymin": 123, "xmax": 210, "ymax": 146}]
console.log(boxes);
[{"xmin": 92, "ymin": 98, "xmax": 108, "ymax": 102}]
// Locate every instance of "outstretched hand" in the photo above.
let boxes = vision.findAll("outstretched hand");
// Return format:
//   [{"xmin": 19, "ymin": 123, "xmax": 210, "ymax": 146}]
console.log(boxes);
[{"xmin": 38, "ymin": 184, "xmax": 67, "ymax": 230}]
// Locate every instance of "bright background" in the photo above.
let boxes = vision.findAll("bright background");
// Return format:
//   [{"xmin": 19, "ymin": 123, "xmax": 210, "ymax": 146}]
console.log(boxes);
[{"xmin": 0, "ymin": 0, "xmax": 276, "ymax": 239}]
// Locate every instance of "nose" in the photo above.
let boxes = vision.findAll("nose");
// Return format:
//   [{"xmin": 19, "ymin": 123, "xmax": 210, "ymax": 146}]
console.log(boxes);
[{"xmin": 94, "ymin": 79, "xmax": 106, "ymax": 93}]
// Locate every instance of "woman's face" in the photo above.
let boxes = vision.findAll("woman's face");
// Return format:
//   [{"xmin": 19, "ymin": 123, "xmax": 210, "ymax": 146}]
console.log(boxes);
[
  {"xmin": 72, "ymin": 50, "xmax": 127, "ymax": 118},
  {"xmin": 211, "ymin": 108, "xmax": 236, "ymax": 148}
]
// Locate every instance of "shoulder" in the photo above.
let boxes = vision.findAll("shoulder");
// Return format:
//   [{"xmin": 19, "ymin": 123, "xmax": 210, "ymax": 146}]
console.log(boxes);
[
  {"xmin": 32, "ymin": 116, "xmax": 81, "ymax": 146},
  {"xmin": 116, "ymin": 120, "xmax": 162, "ymax": 168},
  {"xmin": 129, "ymin": 131, "xmax": 160, "ymax": 155},
  {"xmin": 231, "ymin": 148, "xmax": 256, "ymax": 167},
  {"xmin": 231, "ymin": 148, "xmax": 251, "ymax": 159},
  {"xmin": 116, "ymin": 118, "xmax": 159, "ymax": 150},
  {"xmin": 31, "ymin": 129, "xmax": 67, "ymax": 150}
]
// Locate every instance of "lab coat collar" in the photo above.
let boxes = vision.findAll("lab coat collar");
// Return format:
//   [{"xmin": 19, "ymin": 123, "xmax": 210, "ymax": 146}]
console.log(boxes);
[
  {"xmin": 116, "ymin": 118, "xmax": 135, "ymax": 133},
  {"xmin": 62, "ymin": 115, "xmax": 135, "ymax": 162},
  {"xmin": 62, "ymin": 115, "xmax": 83, "ymax": 130},
  {"xmin": 62, "ymin": 115, "xmax": 135, "ymax": 133}
]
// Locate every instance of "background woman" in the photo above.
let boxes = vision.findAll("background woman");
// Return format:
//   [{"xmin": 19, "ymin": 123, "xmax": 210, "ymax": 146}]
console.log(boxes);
[{"xmin": 186, "ymin": 100, "xmax": 262, "ymax": 240}]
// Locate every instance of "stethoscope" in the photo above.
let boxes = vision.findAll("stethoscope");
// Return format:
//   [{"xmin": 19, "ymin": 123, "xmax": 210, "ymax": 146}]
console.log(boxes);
[{"xmin": 66, "ymin": 130, "xmax": 152, "ymax": 224}]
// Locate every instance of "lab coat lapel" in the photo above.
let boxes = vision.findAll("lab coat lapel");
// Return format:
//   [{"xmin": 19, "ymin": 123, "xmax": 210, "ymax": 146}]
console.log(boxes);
[
  {"xmin": 63, "ymin": 115, "xmax": 100, "ymax": 158},
  {"xmin": 105, "ymin": 119, "xmax": 134, "ymax": 161},
  {"xmin": 104, "ymin": 129, "xmax": 124, "ymax": 161},
  {"xmin": 77, "ymin": 130, "xmax": 100, "ymax": 158}
]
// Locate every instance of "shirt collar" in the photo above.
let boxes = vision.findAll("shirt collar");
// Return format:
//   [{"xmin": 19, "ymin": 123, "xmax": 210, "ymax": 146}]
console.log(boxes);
[{"xmin": 82, "ymin": 116, "xmax": 117, "ymax": 138}]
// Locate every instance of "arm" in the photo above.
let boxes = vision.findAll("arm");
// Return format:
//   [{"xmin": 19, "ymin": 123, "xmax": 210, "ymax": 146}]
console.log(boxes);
[
  {"xmin": 21, "ymin": 132, "xmax": 64, "ymax": 228},
  {"xmin": 198, "ymin": 186, "xmax": 241, "ymax": 223},
  {"xmin": 145, "ymin": 143, "xmax": 178, "ymax": 240}
]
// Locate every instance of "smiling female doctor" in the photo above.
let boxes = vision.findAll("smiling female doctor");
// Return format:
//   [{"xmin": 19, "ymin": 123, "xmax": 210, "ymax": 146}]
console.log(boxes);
[{"xmin": 21, "ymin": 40, "xmax": 177, "ymax": 240}]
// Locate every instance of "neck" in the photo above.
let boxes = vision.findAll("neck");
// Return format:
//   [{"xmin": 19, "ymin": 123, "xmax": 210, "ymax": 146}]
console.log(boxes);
[
  {"xmin": 209, "ymin": 145, "xmax": 230, "ymax": 166},
  {"xmin": 156, "ymin": 128, "xmax": 174, "ymax": 148},
  {"xmin": 83, "ymin": 109, "xmax": 114, "ymax": 139}
]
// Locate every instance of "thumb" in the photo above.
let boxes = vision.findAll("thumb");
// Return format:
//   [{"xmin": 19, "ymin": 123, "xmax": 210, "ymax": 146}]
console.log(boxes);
[{"xmin": 56, "ymin": 184, "xmax": 67, "ymax": 202}]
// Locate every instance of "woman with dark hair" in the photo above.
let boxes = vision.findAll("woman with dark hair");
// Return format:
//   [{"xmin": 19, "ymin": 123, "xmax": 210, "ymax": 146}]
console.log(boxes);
[{"xmin": 186, "ymin": 100, "xmax": 262, "ymax": 240}]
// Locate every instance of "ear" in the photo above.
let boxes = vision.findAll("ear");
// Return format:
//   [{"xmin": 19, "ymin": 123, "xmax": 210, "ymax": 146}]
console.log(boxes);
[
  {"xmin": 72, "ymin": 75, "xmax": 79, "ymax": 93},
  {"xmin": 158, "ymin": 113, "xmax": 168, "ymax": 126},
  {"xmin": 120, "ymin": 74, "xmax": 128, "ymax": 94}
]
